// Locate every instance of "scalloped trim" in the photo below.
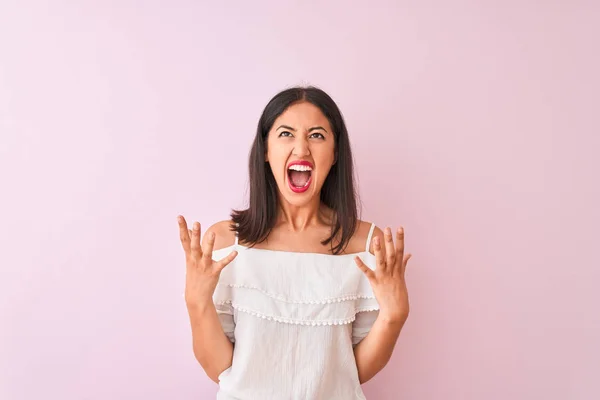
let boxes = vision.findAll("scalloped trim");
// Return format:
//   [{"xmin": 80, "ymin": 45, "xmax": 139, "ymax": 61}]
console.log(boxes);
[
  {"xmin": 216, "ymin": 283, "xmax": 376, "ymax": 304},
  {"xmin": 215, "ymin": 300, "xmax": 380, "ymax": 326},
  {"xmin": 355, "ymin": 306, "xmax": 380, "ymax": 313},
  {"xmin": 232, "ymin": 302, "xmax": 355, "ymax": 325}
]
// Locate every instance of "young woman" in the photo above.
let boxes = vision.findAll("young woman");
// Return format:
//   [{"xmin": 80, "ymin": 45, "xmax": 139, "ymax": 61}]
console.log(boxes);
[{"xmin": 177, "ymin": 86, "xmax": 413, "ymax": 399}]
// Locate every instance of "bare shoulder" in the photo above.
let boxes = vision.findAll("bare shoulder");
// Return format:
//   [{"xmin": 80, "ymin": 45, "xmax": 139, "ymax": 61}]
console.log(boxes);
[
  {"xmin": 202, "ymin": 220, "xmax": 237, "ymax": 251},
  {"xmin": 345, "ymin": 220, "xmax": 384, "ymax": 255}
]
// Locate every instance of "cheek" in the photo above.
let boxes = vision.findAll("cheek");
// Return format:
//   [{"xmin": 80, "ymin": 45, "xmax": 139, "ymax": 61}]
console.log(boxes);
[
  {"xmin": 266, "ymin": 145, "xmax": 287, "ymax": 178},
  {"xmin": 314, "ymin": 145, "xmax": 336, "ymax": 167}
]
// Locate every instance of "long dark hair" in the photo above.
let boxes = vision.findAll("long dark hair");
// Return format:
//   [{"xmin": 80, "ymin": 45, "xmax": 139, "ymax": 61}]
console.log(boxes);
[{"xmin": 230, "ymin": 86, "xmax": 359, "ymax": 255}]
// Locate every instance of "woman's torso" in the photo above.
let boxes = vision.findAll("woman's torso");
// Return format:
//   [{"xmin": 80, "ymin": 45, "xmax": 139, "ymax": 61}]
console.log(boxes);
[{"xmin": 211, "ymin": 222, "xmax": 379, "ymax": 400}]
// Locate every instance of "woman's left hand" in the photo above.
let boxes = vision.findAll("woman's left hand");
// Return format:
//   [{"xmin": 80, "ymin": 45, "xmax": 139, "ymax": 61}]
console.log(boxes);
[{"xmin": 355, "ymin": 227, "xmax": 412, "ymax": 325}]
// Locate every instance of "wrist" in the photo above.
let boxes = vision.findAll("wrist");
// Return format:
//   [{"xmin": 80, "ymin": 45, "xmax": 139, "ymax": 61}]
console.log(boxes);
[
  {"xmin": 377, "ymin": 309, "xmax": 408, "ymax": 327},
  {"xmin": 185, "ymin": 297, "xmax": 215, "ymax": 314}
]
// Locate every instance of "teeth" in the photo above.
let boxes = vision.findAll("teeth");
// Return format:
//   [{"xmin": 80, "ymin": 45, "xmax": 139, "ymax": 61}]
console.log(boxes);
[{"xmin": 288, "ymin": 165, "xmax": 313, "ymax": 172}]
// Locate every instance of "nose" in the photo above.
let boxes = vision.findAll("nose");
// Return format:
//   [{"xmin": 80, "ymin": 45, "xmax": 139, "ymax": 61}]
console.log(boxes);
[{"xmin": 292, "ymin": 136, "xmax": 311, "ymax": 157}]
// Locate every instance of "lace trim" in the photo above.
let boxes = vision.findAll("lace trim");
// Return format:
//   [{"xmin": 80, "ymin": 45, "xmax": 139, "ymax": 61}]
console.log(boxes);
[
  {"xmin": 355, "ymin": 305, "xmax": 380, "ymax": 313},
  {"xmin": 215, "ymin": 300, "xmax": 380, "ymax": 326},
  {"xmin": 216, "ymin": 283, "xmax": 375, "ymax": 304}
]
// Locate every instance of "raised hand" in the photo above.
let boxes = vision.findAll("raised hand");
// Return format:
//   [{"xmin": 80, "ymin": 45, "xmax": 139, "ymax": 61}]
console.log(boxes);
[
  {"xmin": 177, "ymin": 215, "xmax": 238, "ymax": 308},
  {"xmin": 355, "ymin": 227, "xmax": 413, "ymax": 324}
]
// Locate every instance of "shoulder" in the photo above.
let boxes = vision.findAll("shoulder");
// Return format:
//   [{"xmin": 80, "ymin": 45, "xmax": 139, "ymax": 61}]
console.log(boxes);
[
  {"xmin": 344, "ymin": 220, "xmax": 384, "ymax": 255},
  {"xmin": 202, "ymin": 220, "xmax": 237, "ymax": 251}
]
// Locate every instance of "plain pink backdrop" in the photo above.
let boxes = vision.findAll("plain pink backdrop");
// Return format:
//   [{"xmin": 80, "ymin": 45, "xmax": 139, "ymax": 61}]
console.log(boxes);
[{"xmin": 1, "ymin": 1, "xmax": 598, "ymax": 399}]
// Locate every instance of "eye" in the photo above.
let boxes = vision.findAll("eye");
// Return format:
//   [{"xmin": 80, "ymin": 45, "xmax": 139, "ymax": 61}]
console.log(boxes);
[
  {"xmin": 309, "ymin": 132, "xmax": 325, "ymax": 139},
  {"xmin": 278, "ymin": 131, "xmax": 293, "ymax": 137}
]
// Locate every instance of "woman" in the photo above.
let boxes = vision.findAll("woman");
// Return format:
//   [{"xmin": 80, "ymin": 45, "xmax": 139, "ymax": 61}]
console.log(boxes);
[{"xmin": 177, "ymin": 86, "xmax": 413, "ymax": 399}]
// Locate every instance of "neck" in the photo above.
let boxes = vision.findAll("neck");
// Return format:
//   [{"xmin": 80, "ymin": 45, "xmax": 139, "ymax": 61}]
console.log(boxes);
[{"xmin": 276, "ymin": 195, "xmax": 329, "ymax": 231}]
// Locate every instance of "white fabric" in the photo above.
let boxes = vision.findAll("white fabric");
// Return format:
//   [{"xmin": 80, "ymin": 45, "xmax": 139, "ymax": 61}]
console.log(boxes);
[{"xmin": 210, "ymin": 224, "xmax": 380, "ymax": 400}]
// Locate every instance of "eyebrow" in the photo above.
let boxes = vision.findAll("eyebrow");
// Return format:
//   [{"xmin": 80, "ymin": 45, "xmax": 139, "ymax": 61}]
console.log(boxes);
[
  {"xmin": 277, "ymin": 125, "xmax": 296, "ymax": 131},
  {"xmin": 276, "ymin": 125, "xmax": 328, "ymax": 133}
]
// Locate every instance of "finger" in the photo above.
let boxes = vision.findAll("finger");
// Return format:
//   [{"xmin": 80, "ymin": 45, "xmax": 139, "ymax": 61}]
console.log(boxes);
[
  {"xmin": 354, "ymin": 256, "xmax": 375, "ymax": 281},
  {"xmin": 384, "ymin": 227, "xmax": 396, "ymax": 271},
  {"xmin": 190, "ymin": 222, "xmax": 203, "ymax": 260},
  {"xmin": 178, "ymin": 215, "xmax": 191, "ymax": 254},
  {"xmin": 202, "ymin": 231, "xmax": 216, "ymax": 264},
  {"xmin": 401, "ymin": 253, "xmax": 412, "ymax": 275},
  {"xmin": 395, "ymin": 227, "xmax": 405, "ymax": 271},
  {"xmin": 215, "ymin": 250, "xmax": 238, "ymax": 273},
  {"xmin": 374, "ymin": 236, "xmax": 386, "ymax": 272}
]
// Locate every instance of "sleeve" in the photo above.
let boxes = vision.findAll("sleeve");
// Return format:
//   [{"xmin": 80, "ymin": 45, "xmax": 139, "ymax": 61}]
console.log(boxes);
[
  {"xmin": 215, "ymin": 302, "xmax": 236, "ymax": 343},
  {"xmin": 351, "ymin": 309, "xmax": 379, "ymax": 347}
]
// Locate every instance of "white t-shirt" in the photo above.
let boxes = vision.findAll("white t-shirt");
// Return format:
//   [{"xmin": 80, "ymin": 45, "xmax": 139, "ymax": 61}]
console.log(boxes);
[{"xmin": 211, "ymin": 223, "xmax": 379, "ymax": 400}]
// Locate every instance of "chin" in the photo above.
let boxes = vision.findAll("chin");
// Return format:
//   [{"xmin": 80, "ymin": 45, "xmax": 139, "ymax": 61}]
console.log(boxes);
[{"xmin": 282, "ymin": 194, "xmax": 316, "ymax": 207}]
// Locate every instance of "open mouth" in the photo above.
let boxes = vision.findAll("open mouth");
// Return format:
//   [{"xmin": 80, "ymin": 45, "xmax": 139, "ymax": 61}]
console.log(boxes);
[{"xmin": 287, "ymin": 161, "xmax": 313, "ymax": 193}]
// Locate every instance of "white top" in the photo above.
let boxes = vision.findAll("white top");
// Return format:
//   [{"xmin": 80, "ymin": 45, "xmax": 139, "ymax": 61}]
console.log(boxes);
[{"xmin": 211, "ymin": 223, "xmax": 380, "ymax": 400}]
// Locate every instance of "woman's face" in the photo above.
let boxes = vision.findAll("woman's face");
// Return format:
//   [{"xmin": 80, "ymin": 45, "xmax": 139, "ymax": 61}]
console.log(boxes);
[{"xmin": 265, "ymin": 101, "xmax": 336, "ymax": 207}]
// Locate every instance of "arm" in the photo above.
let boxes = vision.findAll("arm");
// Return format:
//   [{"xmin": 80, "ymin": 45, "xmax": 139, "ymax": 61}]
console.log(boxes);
[
  {"xmin": 353, "ymin": 225, "xmax": 412, "ymax": 384},
  {"xmin": 178, "ymin": 218, "xmax": 238, "ymax": 383},
  {"xmin": 187, "ymin": 301, "xmax": 234, "ymax": 383},
  {"xmin": 353, "ymin": 314, "xmax": 404, "ymax": 383}
]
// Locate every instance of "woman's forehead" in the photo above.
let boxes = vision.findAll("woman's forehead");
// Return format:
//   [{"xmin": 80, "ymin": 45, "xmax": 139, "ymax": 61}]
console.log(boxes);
[{"xmin": 273, "ymin": 102, "xmax": 331, "ymax": 130}]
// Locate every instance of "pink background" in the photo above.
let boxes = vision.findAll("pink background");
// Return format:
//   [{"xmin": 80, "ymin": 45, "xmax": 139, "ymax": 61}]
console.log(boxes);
[{"xmin": 1, "ymin": 1, "xmax": 599, "ymax": 399}]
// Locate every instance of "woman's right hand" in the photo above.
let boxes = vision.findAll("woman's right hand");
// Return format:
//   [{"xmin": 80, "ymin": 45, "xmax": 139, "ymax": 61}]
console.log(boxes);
[{"xmin": 178, "ymin": 215, "xmax": 238, "ymax": 308}]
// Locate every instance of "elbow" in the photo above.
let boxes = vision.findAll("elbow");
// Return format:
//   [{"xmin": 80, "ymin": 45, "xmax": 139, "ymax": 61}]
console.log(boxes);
[
  {"xmin": 356, "ymin": 358, "xmax": 391, "ymax": 384},
  {"xmin": 196, "ymin": 356, "xmax": 228, "ymax": 384},
  {"xmin": 209, "ymin": 364, "xmax": 232, "ymax": 384},
  {"xmin": 207, "ymin": 371, "xmax": 220, "ymax": 384},
  {"xmin": 358, "ymin": 372, "xmax": 372, "ymax": 385},
  {"xmin": 357, "ymin": 367, "xmax": 380, "ymax": 385},
  {"xmin": 193, "ymin": 351, "xmax": 231, "ymax": 384}
]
